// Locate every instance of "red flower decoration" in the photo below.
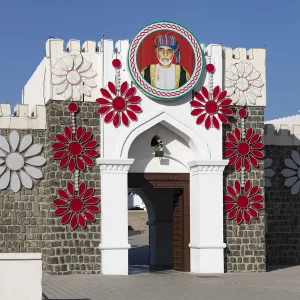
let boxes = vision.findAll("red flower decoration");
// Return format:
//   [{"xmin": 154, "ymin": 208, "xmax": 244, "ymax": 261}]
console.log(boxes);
[
  {"xmin": 52, "ymin": 126, "xmax": 99, "ymax": 172},
  {"xmin": 206, "ymin": 63, "xmax": 215, "ymax": 73},
  {"xmin": 53, "ymin": 182, "xmax": 100, "ymax": 230},
  {"xmin": 96, "ymin": 81, "xmax": 142, "ymax": 128},
  {"xmin": 224, "ymin": 128, "xmax": 264, "ymax": 171},
  {"xmin": 190, "ymin": 86, "xmax": 233, "ymax": 130},
  {"xmin": 224, "ymin": 180, "xmax": 264, "ymax": 224}
]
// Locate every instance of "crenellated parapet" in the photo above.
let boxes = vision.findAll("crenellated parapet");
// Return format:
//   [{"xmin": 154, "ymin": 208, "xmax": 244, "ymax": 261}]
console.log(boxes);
[
  {"xmin": 0, "ymin": 104, "xmax": 46, "ymax": 129},
  {"xmin": 223, "ymin": 47, "xmax": 266, "ymax": 107},
  {"xmin": 21, "ymin": 37, "xmax": 267, "ymax": 110},
  {"xmin": 23, "ymin": 38, "xmax": 122, "ymax": 106},
  {"xmin": 264, "ymin": 124, "xmax": 300, "ymax": 145}
]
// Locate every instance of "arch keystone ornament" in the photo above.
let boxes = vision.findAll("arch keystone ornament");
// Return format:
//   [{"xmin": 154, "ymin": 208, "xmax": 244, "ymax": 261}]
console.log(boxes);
[{"xmin": 128, "ymin": 21, "xmax": 204, "ymax": 100}]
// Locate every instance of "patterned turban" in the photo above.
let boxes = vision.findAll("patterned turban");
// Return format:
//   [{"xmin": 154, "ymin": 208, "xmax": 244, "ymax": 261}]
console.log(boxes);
[{"xmin": 153, "ymin": 33, "xmax": 180, "ymax": 64}]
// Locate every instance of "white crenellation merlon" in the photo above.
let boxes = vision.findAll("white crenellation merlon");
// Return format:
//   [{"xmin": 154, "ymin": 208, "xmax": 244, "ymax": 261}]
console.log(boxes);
[
  {"xmin": 205, "ymin": 44, "xmax": 223, "ymax": 88},
  {"xmin": 223, "ymin": 47, "xmax": 266, "ymax": 107},
  {"xmin": 264, "ymin": 124, "xmax": 300, "ymax": 145},
  {"xmin": 0, "ymin": 104, "xmax": 46, "ymax": 129},
  {"xmin": 23, "ymin": 39, "xmax": 117, "ymax": 106},
  {"xmin": 265, "ymin": 114, "xmax": 300, "ymax": 126}
]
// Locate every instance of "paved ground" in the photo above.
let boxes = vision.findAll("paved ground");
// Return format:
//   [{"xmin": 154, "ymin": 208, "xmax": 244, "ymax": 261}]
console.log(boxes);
[{"xmin": 42, "ymin": 233, "xmax": 300, "ymax": 300}]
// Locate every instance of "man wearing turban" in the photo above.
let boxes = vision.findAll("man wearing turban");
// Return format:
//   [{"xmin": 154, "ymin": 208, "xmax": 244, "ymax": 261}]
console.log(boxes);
[{"xmin": 141, "ymin": 33, "xmax": 190, "ymax": 90}]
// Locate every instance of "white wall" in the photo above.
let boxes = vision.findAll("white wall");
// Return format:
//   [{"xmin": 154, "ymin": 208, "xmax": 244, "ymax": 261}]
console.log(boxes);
[
  {"xmin": 0, "ymin": 253, "xmax": 42, "ymax": 300},
  {"xmin": 128, "ymin": 193, "xmax": 146, "ymax": 209},
  {"xmin": 128, "ymin": 123, "xmax": 192, "ymax": 173}
]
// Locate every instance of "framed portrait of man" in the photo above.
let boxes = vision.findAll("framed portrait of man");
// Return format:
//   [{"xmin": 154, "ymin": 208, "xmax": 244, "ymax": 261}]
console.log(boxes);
[{"xmin": 128, "ymin": 22, "xmax": 204, "ymax": 100}]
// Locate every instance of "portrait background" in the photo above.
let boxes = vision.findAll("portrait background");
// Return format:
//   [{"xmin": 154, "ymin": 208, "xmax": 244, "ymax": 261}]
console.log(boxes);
[{"xmin": 137, "ymin": 30, "xmax": 195, "ymax": 76}]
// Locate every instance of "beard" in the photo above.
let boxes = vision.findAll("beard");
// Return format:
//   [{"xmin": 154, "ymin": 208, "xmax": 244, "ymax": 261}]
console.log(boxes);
[{"xmin": 158, "ymin": 56, "xmax": 173, "ymax": 66}]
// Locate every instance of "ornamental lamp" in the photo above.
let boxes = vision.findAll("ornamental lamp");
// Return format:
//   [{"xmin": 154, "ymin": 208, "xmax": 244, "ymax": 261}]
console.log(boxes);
[{"xmin": 151, "ymin": 135, "xmax": 164, "ymax": 158}]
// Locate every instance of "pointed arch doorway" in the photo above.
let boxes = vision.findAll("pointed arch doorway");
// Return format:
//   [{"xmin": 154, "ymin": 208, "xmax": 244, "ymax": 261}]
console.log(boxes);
[{"xmin": 128, "ymin": 173, "xmax": 190, "ymax": 272}]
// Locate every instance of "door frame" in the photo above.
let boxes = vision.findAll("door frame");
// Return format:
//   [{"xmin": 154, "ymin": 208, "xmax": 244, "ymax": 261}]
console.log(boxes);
[{"xmin": 128, "ymin": 173, "xmax": 190, "ymax": 272}]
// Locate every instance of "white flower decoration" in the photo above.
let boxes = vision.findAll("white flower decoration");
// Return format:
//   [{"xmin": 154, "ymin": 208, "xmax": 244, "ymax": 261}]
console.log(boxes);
[
  {"xmin": 51, "ymin": 53, "xmax": 97, "ymax": 101},
  {"xmin": 281, "ymin": 150, "xmax": 300, "ymax": 195},
  {"xmin": 0, "ymin": 131, "xmax": 46, "ymax": 192},
  {"xmin": 225, "ymin": 62, "xmax": 264, "ymax": 105},
  {"xmin": 264, "ymin": 158, "xmax": 275, "ymax": 187}
]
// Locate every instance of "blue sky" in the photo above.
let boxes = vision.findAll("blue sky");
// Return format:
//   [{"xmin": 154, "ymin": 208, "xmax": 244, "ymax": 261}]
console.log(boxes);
[{"xmin": 0, "ymin": 0, "xmax": 298, "ymax": 120}]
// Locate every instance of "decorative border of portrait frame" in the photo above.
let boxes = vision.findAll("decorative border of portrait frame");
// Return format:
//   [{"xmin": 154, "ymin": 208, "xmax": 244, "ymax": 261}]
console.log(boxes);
[{"xmin": 128, "ymin": 21, "xmax": 204, "ymax": 100}]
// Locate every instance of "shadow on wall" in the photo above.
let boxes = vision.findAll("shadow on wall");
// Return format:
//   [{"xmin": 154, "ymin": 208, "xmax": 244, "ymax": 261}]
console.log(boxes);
[
  {"xmin": 264, "ymin": 124, "xmax": 300, "ymax": 266},
  {"xmin": 129, "ymin": 245, "xmax": 149, "ymax": 266}
]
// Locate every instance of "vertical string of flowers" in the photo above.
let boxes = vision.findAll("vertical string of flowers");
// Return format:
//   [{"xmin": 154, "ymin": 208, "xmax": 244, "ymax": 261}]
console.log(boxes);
[
  {"xmin": 52, "ymin": 102, "xmax": 100, "ymax": 230},
  {"xmin": 223, "ymin": 107, "xmax": 265, "ymax": 224},
  {"xmin": 189, "ymin": 62, "xmax": 234, "ymax": 130},
  {"xmin": 96, "ymin": 59, "xmax": 143, "ymax": 128}
]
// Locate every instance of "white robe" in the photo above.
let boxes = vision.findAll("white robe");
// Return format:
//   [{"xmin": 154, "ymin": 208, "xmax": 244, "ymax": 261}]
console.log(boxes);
[{"xmin": 155, "ymin": 64, "xmax": 176, "ymax": 90}]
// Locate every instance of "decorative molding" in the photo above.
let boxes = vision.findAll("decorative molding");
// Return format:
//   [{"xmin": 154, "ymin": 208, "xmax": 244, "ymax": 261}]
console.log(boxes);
[
  {"xmin": 97, "ymin": 158, "xmax": 134, "ymax": 173},
  {"xmin": 117, "ymin": 109, "xmax": 211, "ymax": 160},
  {"xmin": 188, "ymin": 160, "xmax": 229, "ymax": 174}
]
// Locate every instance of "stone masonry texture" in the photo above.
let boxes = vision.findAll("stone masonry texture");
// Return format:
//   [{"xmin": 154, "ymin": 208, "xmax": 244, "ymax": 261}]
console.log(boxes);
[
  {"xmin": 0, "ymin": 129, "xmax": 46, "ymax": 255},
  {"xmin": 0, "ymin": 100, "xmax": 101, "ymax": 275},
  {"xmin": 265, "ymin": 145, "xmax": 300, "ymax": 265},
  {"xmin": 223, "ymin": 106, "xmax": 266, "ymax": 272},
  {"xmin": 3, "ymin": 101, "xmax": 294, "ymax": 274}
]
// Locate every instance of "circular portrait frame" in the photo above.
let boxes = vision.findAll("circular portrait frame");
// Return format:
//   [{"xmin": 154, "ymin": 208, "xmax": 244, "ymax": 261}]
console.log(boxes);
[{"xmin": 128, "ymin": 21, "xmax": 204, "ymax": 100}]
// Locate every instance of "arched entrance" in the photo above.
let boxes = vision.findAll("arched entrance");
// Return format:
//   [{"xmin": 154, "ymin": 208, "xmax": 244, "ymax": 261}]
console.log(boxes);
[
  {"xmin": 97, "ymin": 111, "xmax": 228, "ymax": 275},
  {"xmin": 129, "ymin": 173, "xmax": 190, "ymax": 271}
]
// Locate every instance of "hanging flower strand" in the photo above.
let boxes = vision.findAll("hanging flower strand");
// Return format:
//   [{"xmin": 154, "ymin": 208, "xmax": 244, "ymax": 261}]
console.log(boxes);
[
  {"xmin": 96, "ymin": 59, "xmax": 142, "ymax": 128},
  {"xmin": 224, "ymin": 180, "xmax": 264, "ymax": 224},
  {"xmin": 190, "ymin": 85, "xmax": 233, "ymax": 130},
  {"xmin": 53, "ymin": 182, "xmax": 100, "ymax": 230}
]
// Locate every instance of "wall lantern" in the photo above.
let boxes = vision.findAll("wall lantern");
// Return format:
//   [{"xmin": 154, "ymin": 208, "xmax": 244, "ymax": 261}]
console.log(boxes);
[{"xmin": 151, "ymin": 135, "xmax": 164, "ymax": 157}]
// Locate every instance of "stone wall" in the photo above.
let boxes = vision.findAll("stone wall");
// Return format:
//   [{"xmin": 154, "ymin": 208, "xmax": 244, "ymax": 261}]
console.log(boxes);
[
  {"xmin": 223, "ymin": 106, "xmax": 266, "ymax": 272},
  {"xmin": 43, "ymin": 100, "xmax": 101, "ymax": 275},
  {"xmin": 0, "ymin": 129, "xmax": 46, "ymax": 255},
  {"xmin": 265, "ymin": 145, "xmax": 300, "ymax": 265},
  {"xmin": 0, "ymin": 100, "xmax": 101, "ymax": 275}
]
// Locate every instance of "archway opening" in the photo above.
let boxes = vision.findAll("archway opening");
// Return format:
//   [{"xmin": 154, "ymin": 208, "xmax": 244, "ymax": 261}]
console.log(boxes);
[
  {"xmin": 125, "ymin": 121, "xmax": 195, "ymax": 274},
  {"xmin": 128, "ymin": 175, "xmax": 190, "ymax": 274}
]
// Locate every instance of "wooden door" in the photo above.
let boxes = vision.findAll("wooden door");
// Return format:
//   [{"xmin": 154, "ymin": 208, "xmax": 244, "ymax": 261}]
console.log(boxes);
[
  {"xmin": 173, "ymin": 189, "xmax": 184, "ymax": 271},
  {"xmin": 128, "ymin": 173, "xmax": 190, "ymax": 272}
]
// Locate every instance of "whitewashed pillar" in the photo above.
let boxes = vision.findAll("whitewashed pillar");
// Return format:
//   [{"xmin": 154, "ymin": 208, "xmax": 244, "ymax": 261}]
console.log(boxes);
[
  {"xmin": 188, "ymin": 160, "xmax": 228, "ymax": 273},
  {"xmin": 97, "ymin": 158, "xmax": 134, "ymax": 275}
]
